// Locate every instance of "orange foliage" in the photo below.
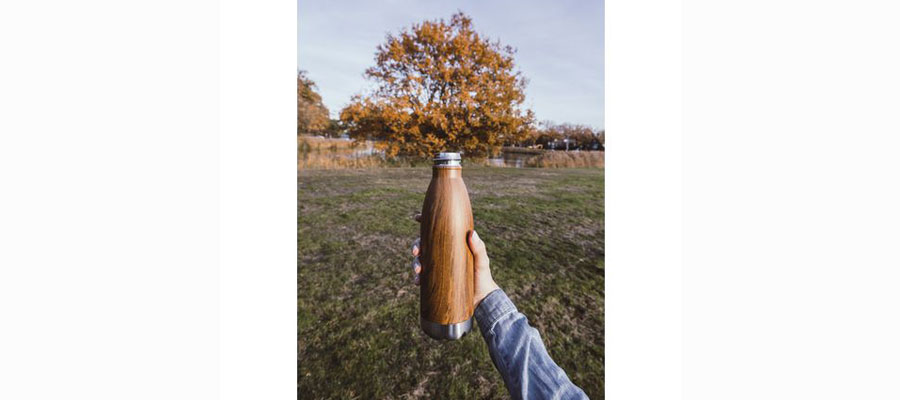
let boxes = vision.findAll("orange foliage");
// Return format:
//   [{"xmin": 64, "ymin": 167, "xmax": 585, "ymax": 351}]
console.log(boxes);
[
  {"xmin": 298, "ymin": 71, "xmax": 330, "ymax": 134},
  {"xmin": 340, "ymin": 12, "xmax": 534, "ymax": 158}
]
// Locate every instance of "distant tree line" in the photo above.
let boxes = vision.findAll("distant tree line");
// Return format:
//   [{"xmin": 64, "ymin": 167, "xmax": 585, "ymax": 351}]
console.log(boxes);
[{"xmin": 513, "ymin": 121, "xmax": 604, "ymax": 151}]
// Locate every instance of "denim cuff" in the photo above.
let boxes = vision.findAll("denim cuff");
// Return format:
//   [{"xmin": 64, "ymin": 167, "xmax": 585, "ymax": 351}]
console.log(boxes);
[{"xmin": 474, "ymin": 289, "xmax": 517, "ymax": 337}]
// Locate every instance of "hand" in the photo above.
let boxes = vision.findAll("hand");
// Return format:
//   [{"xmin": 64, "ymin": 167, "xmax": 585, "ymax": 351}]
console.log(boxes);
[{"xmin": 411, "ymin": 214, "xmax": 500, "ymax": 308}]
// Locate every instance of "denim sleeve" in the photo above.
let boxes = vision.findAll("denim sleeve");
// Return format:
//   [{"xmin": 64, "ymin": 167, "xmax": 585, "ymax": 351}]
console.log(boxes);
[{"xmin": 475, "ymin": 289, "xmax": 589, "ymax": 400}]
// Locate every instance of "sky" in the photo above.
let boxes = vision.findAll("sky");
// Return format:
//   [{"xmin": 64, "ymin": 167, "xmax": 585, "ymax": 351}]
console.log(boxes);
[{"xmin": 298, "ymin": 0, "xmax": 604, "ymax": 130}]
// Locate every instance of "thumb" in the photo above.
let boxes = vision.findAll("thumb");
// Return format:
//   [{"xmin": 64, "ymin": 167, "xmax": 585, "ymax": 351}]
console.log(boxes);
[{"xmin": 467, "ymin": 230, "xmax": 487, "ymax": 264}]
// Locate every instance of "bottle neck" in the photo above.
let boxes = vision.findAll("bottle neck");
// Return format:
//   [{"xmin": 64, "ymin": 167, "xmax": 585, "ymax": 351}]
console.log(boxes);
[{"xmin": 432, "ymin": 166, "xmax": 462, "ymax": 178}]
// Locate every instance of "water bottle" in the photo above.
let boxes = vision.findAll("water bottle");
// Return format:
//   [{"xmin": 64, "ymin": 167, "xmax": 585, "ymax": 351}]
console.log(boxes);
[{"xmin": 419, "ymin": 152, "xmax": 475, "ymax": 340}]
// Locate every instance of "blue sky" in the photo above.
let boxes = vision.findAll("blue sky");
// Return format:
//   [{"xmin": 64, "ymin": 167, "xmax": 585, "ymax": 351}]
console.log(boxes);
[{"xmin": 298, "ymin": 0, "xmax": 604, "ymax": 129}]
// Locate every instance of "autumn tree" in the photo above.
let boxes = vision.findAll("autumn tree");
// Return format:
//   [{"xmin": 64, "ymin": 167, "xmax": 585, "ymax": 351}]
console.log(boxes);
[
  {"xmin": 298, "ymin": 70, "xmax": 330, "ymax": 134},
  {"xmin": 340, "ymin": 12, "xmax": 534, "ymax": 157}
]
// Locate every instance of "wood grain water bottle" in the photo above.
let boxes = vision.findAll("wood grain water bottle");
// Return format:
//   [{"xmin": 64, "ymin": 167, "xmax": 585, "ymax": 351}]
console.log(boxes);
[{"xmin": 419, "ymin": 152, "xmax": 475, "ymax": 340}]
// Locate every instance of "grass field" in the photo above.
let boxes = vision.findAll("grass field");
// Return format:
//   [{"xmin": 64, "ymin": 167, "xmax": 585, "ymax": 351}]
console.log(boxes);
[{"xmin": 298, "ymin": 167, "xmax": 604, "ymax": 399}]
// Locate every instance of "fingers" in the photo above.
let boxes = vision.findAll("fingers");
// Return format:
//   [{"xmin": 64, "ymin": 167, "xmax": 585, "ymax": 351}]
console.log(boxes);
[
  {"xmin": 412, "ymin": 256, "xmax": 422, "ymax": 275},
  {"xmin": 412, "ymin": 258, "xmax": 422, "ymax": 285},
  {"xmin": 411, "ymin": 237, "xmax": 422, "ymax": 285},
  {"xmin": 412, "ymin": 216, "xmax": 422, "ymax": 284}
]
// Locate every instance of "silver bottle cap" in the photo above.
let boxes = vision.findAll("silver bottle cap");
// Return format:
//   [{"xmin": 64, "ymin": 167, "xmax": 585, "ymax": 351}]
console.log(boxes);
[{"xmin": 433, "ymin": 152, "xmax": 461, "ymax": 167}]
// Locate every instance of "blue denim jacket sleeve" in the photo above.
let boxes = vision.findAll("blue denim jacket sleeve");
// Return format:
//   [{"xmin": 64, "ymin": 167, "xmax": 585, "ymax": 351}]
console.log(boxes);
[{"xmin": 474, "ymin": 289, "xmax": 589, "ymax": 400}]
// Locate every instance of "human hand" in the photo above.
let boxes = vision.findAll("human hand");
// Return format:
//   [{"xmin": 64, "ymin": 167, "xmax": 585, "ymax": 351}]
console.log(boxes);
[{"xmin": 411, "ymin": 214, "xmax": 500, "ymax": 308}]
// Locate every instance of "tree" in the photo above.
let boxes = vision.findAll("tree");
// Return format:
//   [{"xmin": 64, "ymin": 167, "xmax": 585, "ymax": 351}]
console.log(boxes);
[
  {"xmin": 298, "ymin": 70, "xmax": 330, "ymax": 134},
  {"xmin": 532, "ymin": 121, "xmax": 603, "ymax": 150},
  {"xmin": 340, "ymin": 12, "xmax": 534, "ymax": 157},
  {"xmin": 324, "ymin": 119, "xmax": 345, "ymax": 138},
  {"xmin": 556, "ymin": 123, "xmax": 598, "ymax": 150}
]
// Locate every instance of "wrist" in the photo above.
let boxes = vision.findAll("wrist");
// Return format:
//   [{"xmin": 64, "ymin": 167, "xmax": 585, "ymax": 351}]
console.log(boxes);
[{"xmin": 474, "ymin": 282, "xmax": 500, "ymax": 308}]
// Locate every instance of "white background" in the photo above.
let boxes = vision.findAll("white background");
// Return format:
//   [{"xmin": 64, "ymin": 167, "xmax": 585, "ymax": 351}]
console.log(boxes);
[
  {"xmin": 0, "ymin": 1, "xmax": 295, "ymax": 399},
  {"xmin": 2, "ymin": 1, "xmax": 899, "ymax": 399},
  {"xmin": 681, "ymin": 1, "xmax": 900, "ymax": 399}
]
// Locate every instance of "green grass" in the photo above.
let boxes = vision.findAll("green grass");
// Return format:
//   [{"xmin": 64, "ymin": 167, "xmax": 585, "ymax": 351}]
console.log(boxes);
[{"xmin": 299, "ymin": 167, "xmax": 604, "ymax": 399}]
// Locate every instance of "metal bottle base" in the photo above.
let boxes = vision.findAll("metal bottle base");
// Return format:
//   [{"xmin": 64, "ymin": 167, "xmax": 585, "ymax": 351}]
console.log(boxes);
[{"xmin": 421, "ymin": 316, "xmax": 473, "ymax": 340}]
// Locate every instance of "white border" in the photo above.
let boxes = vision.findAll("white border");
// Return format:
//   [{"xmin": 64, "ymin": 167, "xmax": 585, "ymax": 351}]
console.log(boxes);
[
  {"xmin": 606, "ymin": 0, "xmax": 684, "ymax": 398},
  {"xmin": 219, "ymin": 1, "xmax": 297, "ymax": 399},
  {"xmin": 681, "ymin": 1, "xmax": 900, "ymax": 398},
  {"xmin": 1, "ymin": 0, "xmax": 297, "ymax": 398}
]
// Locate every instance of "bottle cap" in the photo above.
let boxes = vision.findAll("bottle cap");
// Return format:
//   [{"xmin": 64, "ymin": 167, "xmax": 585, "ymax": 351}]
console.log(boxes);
[{"xmin": 433, "ymin": 152, "xmax": 461, "ymax": 167}]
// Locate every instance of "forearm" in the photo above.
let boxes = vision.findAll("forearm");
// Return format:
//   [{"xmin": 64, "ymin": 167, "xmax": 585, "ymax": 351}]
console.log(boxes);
[{"xmin": 475, "ymin": 289, "xmax": 588, "ymax": 400}]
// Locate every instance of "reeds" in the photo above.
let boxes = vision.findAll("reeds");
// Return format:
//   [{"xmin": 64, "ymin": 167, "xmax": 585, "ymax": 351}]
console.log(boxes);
[
  {"xmin": 298, "ymin": 136, "xmax": 385, "ymax": 169},
  {"xmin": 523, "ymin": 150, "xmax": 605, "ymax": 168},
  {"xmin": 501, "ymin": 146, "xmax": 544, "ymax": 155},
  {"xmin": 298, "ymin": 136, "xmax": 604, "ymax": 169}
]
